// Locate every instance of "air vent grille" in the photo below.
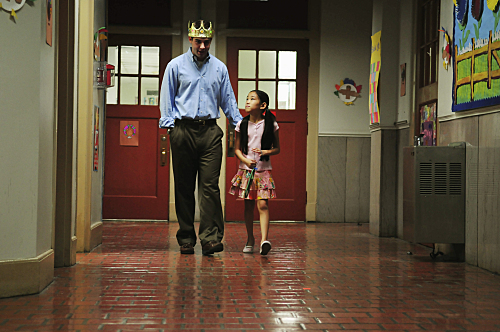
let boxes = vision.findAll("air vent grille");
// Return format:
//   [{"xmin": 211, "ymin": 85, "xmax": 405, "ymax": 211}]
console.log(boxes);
[
  {"xmin": 449, "ymin": 163, "xmax": 462, "ymax": 195},
  {"xmin": 419, "ymin": 163, "xmax": 433, "ymax": 195},
  {"xmin": 419, "ymin": 162, "xmax": 463, "ymax": 196},
  {"xmin": 434, "ymin": 163, "xmax": 447, "ymax": 195}
]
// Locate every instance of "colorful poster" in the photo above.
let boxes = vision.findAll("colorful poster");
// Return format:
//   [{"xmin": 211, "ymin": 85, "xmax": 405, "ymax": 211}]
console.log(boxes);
[
  {"xmin": 453, "ymin": 0, "xmax": 500, "ymax": 112},
  {"xmin": 93, "ymin": 106, "xmax": 100, "ymax": 171},
  {"xmin": 369, "ymin": 31, "xmax": 381, "ymax": 124},
  {"xmin": 420, "ymin": 102, "xmax": 437, "ymax": 146}
]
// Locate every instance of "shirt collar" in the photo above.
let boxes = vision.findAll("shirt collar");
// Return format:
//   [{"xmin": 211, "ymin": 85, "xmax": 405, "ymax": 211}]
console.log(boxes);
[{"xmin": 188, "ymin": 47, "xmax": 210, "ymax": 63}]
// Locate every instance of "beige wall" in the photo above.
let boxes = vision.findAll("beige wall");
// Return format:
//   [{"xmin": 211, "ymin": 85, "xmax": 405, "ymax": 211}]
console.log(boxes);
[
  {"xmin": 0, "ymin": 1, "xmax": 57, "ymax": 297},
  {"xmin": 318, "ymin": 0, "xmax": 373, "ymax": 136},
  {"xmin": 0, "ymin": 0, "xmax": 56, "ymax": 260}
]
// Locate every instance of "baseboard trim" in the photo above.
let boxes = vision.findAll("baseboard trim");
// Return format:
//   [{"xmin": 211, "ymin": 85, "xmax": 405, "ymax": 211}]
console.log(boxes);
[
  {"xmin": 71, "ymin": 236, "xmax": 77, "ymax": 266},
  {"xmin": 306, "ymin": 202, "xmax": 316, "ymax": 221},
  {"xmin": 90, "ymin": 222, "xmax": 103, "ymax": 251},
  {"xmin": 0, "ymin": 249, "xmax": 54, "ymax": 298}
]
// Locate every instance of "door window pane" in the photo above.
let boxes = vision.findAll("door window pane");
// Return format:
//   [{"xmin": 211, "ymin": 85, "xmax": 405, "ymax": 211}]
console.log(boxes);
[
  {"xmin": 120, "ymin": 77, "xmax": 138, "ymax": 105},
  {"xmin": 108, "ymin": 46, "xmax": 119, "ymax": 74},
  {"xmin": 278, "ymin": 51, "xmax": 297, "ymax": 79},
  {"xmin": 106, "ymin": 79, "xmax": 118, "ymax": 105},
  {"xmin": 278, "ymin": 81, "xmax": 296, "ymax": 109},
  {"xmin": 121, "ymin": 46, "xmax": 139, "ymax": 74},
  {"xmin": 141, "ymin": 77, "xmax": 159, "ymax": 105},
  {"xmin": 259, "ymin": 51, "xmax": 276, "ymax": 79},
  {"xmin": 142, "ymin": 46, "xmax": 160, "ymax": 75},
  {"xmin": 238, "ymin": 81, "xmax": 256, "ymax": 109},
  {"xmin": 238, "ymin": 50, "xmax": 256, "ymax": 79},
  {"xmin": 258, "ymin": 81, "xmax": 276, "ymax": 109}
]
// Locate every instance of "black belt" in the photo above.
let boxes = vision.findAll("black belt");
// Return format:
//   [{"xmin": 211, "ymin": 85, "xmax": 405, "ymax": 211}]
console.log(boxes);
[{"xmin": 175, "ymin": 119, "xmax": 216, "ymax": 126}]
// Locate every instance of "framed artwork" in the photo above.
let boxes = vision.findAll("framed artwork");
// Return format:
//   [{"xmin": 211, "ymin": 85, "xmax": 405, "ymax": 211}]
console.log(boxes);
[
  {"xmin": 453, "ymin": 0, "xmax": 500, "ymax": 112},
  {"xmin": 420, "ymin": 101, "xmax": 437, "ymax": 146}
]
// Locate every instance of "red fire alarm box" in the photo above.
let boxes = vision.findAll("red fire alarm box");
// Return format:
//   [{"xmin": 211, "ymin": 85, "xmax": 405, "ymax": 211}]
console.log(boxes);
[{"xmin": 106, "ymin": 64, "xmax": 115, "ymax": 87}]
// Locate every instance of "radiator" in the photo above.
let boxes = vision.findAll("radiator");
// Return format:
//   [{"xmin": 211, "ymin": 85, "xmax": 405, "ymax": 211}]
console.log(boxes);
[{"xmin": 403, "ymin": 145, "xmax": 466, "ymax": 244}]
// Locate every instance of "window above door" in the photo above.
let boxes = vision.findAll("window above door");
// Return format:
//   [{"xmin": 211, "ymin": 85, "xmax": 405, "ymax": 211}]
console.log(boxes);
[
  {"xmin": 107, "ymin": 45, "xmax": 160, "ymax": 106},
  {"xmin": 237, "ymin": 50, "xmax": 297, "ymax": 110}
]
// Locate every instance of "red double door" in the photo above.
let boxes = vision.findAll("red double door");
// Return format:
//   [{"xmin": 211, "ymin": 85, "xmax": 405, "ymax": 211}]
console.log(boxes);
[
  {"xmin": 224, "ymin": 38, "xmax": 309, "ymax": 221},
  {"xmin": 103, "ymin": 36, "xmax": 308, "ymax": 222},
  {"xmin": 103, "ymin": 35, "xmax": 171, "ymax": 220}
]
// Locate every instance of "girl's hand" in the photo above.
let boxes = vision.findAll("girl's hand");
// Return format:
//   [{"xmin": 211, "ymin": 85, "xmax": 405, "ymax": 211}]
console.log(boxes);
[
  {"xmin": 244, "ymin": 158, "xmax": 257, "ymax": 169},
  {"xmin": 251, "ymin": 147, "xmax": 265, "ymax": 156}
]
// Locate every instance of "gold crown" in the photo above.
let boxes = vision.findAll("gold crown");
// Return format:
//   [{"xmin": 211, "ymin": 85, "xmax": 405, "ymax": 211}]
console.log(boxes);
[{"xmin": 188, "ymin": 20, "xmax": 214, "ymax": 38}]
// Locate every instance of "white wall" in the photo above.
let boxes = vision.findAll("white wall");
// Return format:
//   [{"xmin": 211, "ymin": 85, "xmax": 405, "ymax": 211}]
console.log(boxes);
[
  {"xmin": 397, "ymin": 1, "xmax": 415, "ymax": 124},
  {"xmin": 0, "ymin": 2, "xmax": 56, "ymax": 259},
  {"xmin": 37, "ymin": 0, "xmax": 57, "ymax": 255},
  {"xmin": 318, "ymin": 0, "xmax": 373, "ymax": 136}
]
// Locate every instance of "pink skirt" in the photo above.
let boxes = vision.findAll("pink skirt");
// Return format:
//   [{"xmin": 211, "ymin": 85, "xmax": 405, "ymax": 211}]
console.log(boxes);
[{"xmin": 229, "ymin": 169, "xmax": 276, "ymax": 200}]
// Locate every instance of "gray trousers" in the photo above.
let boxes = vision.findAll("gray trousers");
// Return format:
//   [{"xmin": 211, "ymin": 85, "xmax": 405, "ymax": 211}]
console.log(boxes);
[{"xmin": 169, "ymin": 119, "xmax": 224, "ymax": 247}]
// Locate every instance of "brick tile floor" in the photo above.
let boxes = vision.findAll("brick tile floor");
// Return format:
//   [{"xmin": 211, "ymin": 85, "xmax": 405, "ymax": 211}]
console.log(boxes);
[{"xmin": 1, "ymin": 222, "xmax": 500, "ymax": 331}]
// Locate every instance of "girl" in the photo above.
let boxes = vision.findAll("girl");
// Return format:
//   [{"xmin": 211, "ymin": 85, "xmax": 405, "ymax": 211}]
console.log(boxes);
[{"xmin": 229, "ymin": 90, "xmax": 280, "ymax": 255}]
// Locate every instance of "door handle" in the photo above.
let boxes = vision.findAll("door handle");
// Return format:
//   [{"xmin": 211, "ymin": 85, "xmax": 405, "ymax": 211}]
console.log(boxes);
[
  {"xmin": 161, "ymin": 148, "xmax": 167, "ymax": 166},
  {"xmin": 160, "ymin": 134, "xmax": 168, "ymax": 166}
]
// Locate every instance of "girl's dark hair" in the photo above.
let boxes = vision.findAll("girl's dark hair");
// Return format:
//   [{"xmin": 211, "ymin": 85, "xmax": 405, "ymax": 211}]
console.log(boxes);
[{"xmin": 240, "ymin": 90, "xmax": 276, "ymax": 162}]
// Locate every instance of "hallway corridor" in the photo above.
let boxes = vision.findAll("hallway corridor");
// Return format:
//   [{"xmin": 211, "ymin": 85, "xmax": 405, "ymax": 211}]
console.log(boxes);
[{"xmin": 1, "ymin": 222, "xmax": 500, "ymax": 331}]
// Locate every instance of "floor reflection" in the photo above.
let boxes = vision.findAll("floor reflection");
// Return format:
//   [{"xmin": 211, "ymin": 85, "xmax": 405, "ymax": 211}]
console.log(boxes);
[{"xmin": 0, "ymin": 222, "xmax": 499, "ymax": 331}]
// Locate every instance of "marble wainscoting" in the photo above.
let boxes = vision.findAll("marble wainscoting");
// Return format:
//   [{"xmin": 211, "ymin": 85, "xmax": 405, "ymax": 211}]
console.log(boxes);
[
  {"xmin": 478, "ymin": 112, "xmax": 500, "ymax": 273},
  {"xmin": 317, "ymin": 136, "xmax": 370, "ymax": 222},
  {"xmin": 439, "ymin": 116, "xmax": 479, "ymax": 263},
  {"xmin": 440, "ymin": 112, "xmax": 500, "ymax": 274},
  {"xmin": 397, "ymin": 128, "xmax": 410, "ymax": 239}
]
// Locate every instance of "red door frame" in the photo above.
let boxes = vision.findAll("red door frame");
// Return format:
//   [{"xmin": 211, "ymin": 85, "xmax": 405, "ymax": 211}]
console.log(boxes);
[
  {"xmin": 225, "ymin": 37, "xmax": 309, "ymax": 221},
  {"xmin": 103, "ymin": 34, "xmax": 171, "ymax": 220}
]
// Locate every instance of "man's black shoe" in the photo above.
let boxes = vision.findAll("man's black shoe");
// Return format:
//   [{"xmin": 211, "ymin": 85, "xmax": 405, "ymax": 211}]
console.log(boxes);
[
  {"xmin": 202, "ymin": 241, "xmax": 224, "ymax": 255},
  {"xmin": 180, "ymin": 243, "xmax": 195, "ymax": 254}
]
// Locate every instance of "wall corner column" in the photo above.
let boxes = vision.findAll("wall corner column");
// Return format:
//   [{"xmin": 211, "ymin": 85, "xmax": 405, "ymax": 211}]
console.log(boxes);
[
  {"xmin": 76, "ymin": 0, "xmax": 94, "ymax": 252},
  {"xmin": 369, "ymin": 0, "xmax": 401, "ymax": 237}
]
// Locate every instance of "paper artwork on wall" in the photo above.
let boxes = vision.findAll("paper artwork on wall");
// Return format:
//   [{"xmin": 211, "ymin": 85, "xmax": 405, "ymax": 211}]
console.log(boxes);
[
  {"xmin": 439, "ymin": 27, "xmax": 452, "ymax": 70},
  {"xmin": 420, "ymin": 102, "xmax": 437, "ymax": 146},
  {"xmin": 0, "ymin": 0, "xmax": 26, "ymax": 19},
  {"xmin": 93, "ymin": 106, "xmax": 100, "ymax": 171},
  {"xmin": 370, "ymin": 31, "xmax": 381, "ymax": 124},
  {"xmin": 94, "ymin": 27, "xmax": 108, "ymax": 61},
  {"xmin": 120, "ymin": 121, "xmax": 139, "ymax": 146},
  {"xmin": 453, "ymin": 0, "xmax": 500, "ymax": 112},
  {"xmin": 46, "ymin": 0, "xmax": 53, "ymax": 46},
  {"xmin": 400, "ymin": 64, "xmax": 406, "ymax": 97},
  {"xmin": 334, "ymin": 78, "xmax": 362, "ymax": 105}
]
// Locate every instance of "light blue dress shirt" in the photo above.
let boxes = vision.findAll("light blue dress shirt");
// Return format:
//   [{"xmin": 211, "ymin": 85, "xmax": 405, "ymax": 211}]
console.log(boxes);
[{"xmin": 159, "ymin": 48, "xmax": 243, "ymax": 128}]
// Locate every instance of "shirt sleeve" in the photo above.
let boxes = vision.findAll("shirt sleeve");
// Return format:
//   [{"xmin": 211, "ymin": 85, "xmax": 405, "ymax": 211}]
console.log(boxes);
[
  {"xmin": 219, "ymin": 66, "xmax": 243, "ymax": 127},
  {"xmin": 274, "ymin": 121, "xmax": 279, "ymax": 132},
  {"xmin": 235, "ymin": 120, "xmax": 242, "ymax": 132},
  {"xmin": 159, "ymin": 62, "xmax": 177, "ymax": 128}
]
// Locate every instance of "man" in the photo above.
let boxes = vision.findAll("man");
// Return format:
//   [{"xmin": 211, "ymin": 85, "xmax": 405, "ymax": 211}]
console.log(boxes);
[{"xmin": 159, "ymin": 20, "xmax": 242, "ymax": 255}]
